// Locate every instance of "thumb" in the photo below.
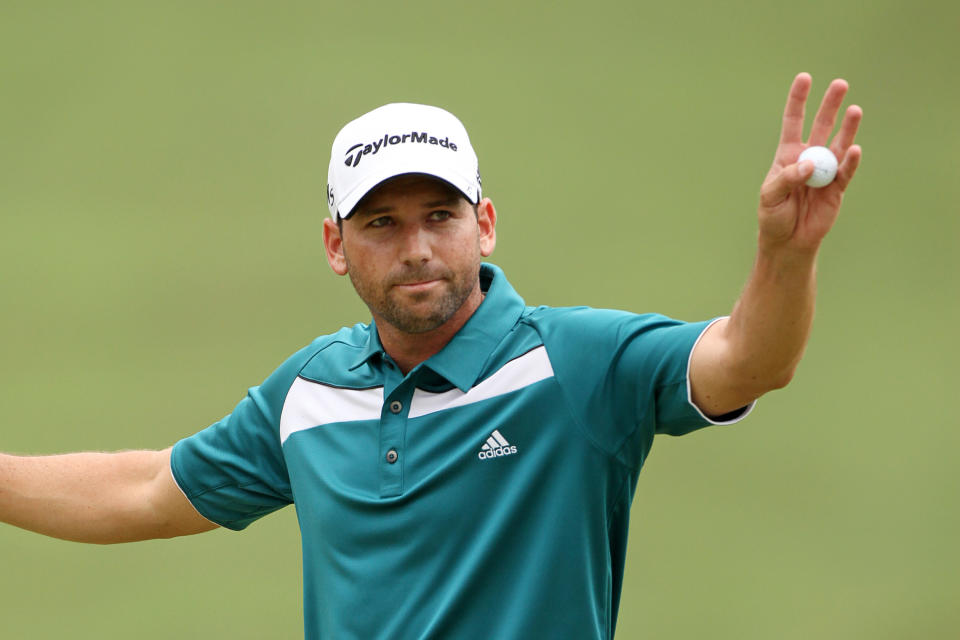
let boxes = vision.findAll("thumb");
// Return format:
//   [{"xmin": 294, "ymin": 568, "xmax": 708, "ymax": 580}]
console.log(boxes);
[{"xmin": 761, "ymin": 161, "xmax": 813, "ymax": 208}]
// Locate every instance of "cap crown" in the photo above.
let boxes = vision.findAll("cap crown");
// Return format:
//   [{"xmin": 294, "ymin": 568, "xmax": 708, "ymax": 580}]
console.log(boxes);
[{"xmin": 326, "ymin": 103, "xmax": 481, "ymax": 220}]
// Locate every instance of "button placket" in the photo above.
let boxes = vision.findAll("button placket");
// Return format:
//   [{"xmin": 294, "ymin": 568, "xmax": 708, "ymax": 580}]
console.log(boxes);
[{"xmin": 379, "ymin": 376, "xmax": 409, "ymax": 497}]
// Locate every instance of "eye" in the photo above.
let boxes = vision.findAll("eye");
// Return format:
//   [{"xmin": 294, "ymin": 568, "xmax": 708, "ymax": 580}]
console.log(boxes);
[
  {"xmin": 429, "ymin": 210, "xmax": 453, "ymax": 222},
  {"xmin": 367, "ymin": 216, "xmax": 393, "ymax": 228}
]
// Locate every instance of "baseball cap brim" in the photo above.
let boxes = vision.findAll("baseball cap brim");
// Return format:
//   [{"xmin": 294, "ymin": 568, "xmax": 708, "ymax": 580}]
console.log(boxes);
[{"xmin": 336, "ymin": 164, "xmax": 479, "ymax": 220}]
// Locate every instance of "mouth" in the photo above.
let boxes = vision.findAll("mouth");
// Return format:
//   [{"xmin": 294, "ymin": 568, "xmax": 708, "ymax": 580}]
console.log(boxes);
[{"xmin": 394, "ymin": 279, "xmax": 442, "ymax": 292}]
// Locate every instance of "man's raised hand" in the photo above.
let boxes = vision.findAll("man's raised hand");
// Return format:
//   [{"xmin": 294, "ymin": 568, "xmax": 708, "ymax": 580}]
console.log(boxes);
[{"xmin": 758, "ymin": 72, "xmax": 863, "ymax": 253}]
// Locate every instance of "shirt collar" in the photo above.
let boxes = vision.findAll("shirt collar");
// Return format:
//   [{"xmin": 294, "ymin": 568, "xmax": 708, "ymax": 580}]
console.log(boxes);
[
  {"xmin": 347, "ymin": 263, "xmax": 526, "ymax": 391},
  {"xmin": 349, "ymin": 317, "xmax": 387, "ymax": 370}
]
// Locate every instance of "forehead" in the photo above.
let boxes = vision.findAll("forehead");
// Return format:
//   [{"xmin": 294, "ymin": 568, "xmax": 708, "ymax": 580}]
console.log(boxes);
[{"xmin": 353, "ymin": 174, "xmax": 465, "ymax": 212}]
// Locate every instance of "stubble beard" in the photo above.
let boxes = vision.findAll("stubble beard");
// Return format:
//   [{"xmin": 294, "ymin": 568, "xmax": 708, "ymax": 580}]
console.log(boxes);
[{"xmin": 345, "ymin": 254, "xmax": 481, "ymax": 335}]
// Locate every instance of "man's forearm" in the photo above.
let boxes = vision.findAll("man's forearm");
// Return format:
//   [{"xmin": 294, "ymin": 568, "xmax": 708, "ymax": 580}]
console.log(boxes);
[
  {"xmin": 0, "ymin": 449, "xmax": 187, "ymax": 544},
  {"xmin": 690, "ymin": 242, "xmax": 819, "ymax": 417},
  {"xmin": 722, "ymin": 244, "xmax": 818, "ymax": 396}
]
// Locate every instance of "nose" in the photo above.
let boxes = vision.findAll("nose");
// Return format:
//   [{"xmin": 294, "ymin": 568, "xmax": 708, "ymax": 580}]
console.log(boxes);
[{"xmin": 398, "ymin": 223, "xmax": 432, "ymax": 265}]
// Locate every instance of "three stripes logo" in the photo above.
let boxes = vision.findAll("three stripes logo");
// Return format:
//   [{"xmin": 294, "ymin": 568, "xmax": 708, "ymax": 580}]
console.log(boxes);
[{"xmin": 478, "ymin": 429, "xmax": 518, "ymax": 461}]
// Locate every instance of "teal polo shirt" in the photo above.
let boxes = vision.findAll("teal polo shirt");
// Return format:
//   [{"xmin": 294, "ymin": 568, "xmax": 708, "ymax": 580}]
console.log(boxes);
[{"xmin": 171, "ymin": 263, "xmax": 752, "ymax": 639}]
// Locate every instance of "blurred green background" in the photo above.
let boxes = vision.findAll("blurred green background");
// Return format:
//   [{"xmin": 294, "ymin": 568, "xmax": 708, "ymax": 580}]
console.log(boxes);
[{"xmin": 1, "ymin": 0, "xmax": 957, "ymax": 638}]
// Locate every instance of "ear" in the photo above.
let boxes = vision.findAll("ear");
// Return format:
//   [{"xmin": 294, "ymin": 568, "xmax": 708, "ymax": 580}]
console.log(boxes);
[
  {"xmin": 476, "ymin": 198, "xmax": 497, "ymax": 257},
  {"xmin": 322, "ymin": 218, "xmax": 349, "ymax": 276}
]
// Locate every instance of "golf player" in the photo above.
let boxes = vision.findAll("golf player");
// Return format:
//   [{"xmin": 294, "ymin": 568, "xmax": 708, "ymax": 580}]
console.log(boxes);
[{"xmin": 0, "ymin": 72, "xmax": 861, "ymax": 639}]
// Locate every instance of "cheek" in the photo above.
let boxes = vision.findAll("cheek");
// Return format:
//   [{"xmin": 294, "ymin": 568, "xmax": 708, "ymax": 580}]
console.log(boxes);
[
  {"xmin": 445, "ymin": 226, "xmax": 481, "ymax": 254},
  {"xmin": 344, "ymin": 247, "xmax": 391, "ymax": 295},
  {"xmin": 343, "ymin": 239, "xmax": 377, "ymax": 272}
]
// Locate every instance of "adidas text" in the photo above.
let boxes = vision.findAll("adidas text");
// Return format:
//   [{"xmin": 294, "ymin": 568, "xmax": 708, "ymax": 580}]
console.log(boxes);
[{"xmin": 478, "ymin": 445, "xmax": 517, "ymax": 460}]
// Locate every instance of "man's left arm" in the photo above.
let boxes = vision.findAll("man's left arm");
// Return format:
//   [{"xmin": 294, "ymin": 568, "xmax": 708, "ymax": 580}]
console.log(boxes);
[{"xmin": 690, "ymin": 72, "xmax": 863, "ymax": 417}]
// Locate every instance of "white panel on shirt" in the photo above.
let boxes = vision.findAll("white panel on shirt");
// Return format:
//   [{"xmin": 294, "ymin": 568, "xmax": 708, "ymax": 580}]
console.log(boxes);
[
  {"xmin": 278, "ymin": 346, "xmax": 555, "ymax": 444},
  {"xmin": 280, "ymin": 380, "xmax": 383, "ymax": 444},
  {"xmin": 409, "ymin": 346, "xmax": 554, "ymax": 418}
]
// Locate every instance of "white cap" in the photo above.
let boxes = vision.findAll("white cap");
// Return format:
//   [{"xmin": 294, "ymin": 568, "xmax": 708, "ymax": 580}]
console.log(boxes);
[{"xmin": 326, "ymin": 103, "xmax": 482, "ymax": 220}]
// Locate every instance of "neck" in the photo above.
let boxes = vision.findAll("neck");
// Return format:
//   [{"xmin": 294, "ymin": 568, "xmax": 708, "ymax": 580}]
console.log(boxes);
[{"xmin": 375, "ymin": 287, "xmax": 484, "ymax": 374}]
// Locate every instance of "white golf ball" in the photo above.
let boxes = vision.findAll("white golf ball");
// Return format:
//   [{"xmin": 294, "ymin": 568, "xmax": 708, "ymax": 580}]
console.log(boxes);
[{"xmin": 798, "ymin": 146, "xmax": 838, "ymax": 188}]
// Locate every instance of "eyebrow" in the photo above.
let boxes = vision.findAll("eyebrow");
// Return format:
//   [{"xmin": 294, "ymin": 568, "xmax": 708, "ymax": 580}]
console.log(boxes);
[{"xmin": 357, "ymin": 197, "xmax": 461, "ymax": 217}]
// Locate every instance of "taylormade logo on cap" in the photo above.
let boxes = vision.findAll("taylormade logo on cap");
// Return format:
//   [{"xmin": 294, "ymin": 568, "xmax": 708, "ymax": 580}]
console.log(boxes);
[
  {"xmin": 344, "ymin": 132, "xmax": 459, "ymax": 168},
  {"xmin": 327, "ymin": 103, "xmax": 481, "ymax": 220}
]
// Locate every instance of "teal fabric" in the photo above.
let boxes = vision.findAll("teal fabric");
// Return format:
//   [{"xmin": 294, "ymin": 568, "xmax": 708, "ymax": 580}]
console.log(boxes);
[{"xmin": 171, "ymin": 263, "xmax": 747, "ymax": 639}]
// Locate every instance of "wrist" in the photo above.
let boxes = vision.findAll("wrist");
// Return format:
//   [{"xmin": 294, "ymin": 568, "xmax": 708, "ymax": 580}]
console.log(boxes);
[
  {"xmin": 757, "ymin": 233, "xmax": 820, "ymax": 265},
  {"xmin": 753, "ymin": 240, "xmax": 820, "ymax": 283}
]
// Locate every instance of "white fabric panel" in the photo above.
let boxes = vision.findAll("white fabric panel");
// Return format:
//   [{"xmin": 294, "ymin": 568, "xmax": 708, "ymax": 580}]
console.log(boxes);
[
  {"xmin": 280, "ymin": 378, "xmax": 384, "ymax": 444},
  {"xmin": 409, "ymin": 346, "xmax": 554, "ymax": 419},
  {"xmin": 279, "ymin": 346, "xmax": 554, "ymax": 443}
]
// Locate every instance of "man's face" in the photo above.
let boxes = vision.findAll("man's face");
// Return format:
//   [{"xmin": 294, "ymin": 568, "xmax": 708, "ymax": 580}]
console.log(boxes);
[{"xmin": 323, "ymin": 175, "xmax": 496, "ymax": 335}]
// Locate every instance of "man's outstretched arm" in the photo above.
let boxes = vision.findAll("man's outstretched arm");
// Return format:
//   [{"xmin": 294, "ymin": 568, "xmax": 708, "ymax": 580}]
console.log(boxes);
[
  {"xmin": 0, "ymin": 447, "xmax": 218, "ymax": 544},
  {"xmin": 690, "ymin": 72, "xmax": 863, "ymax": 416}
]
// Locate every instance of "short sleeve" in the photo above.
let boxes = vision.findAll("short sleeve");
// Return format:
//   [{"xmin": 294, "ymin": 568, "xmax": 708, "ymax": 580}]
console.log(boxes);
[
  {"xmin": 534, "ymin": 309, "xmax": 752, "ymax": 470},
  {"xmin": 638, "ymin": 316, "xmax": 754, "ymax": 435},
  {"xmin": 170, "ymin": 344, "xmax": 317, "ymax": 530}
]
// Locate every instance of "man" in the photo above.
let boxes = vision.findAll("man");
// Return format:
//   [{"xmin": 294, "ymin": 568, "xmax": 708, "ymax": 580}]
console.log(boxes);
[{"xmin": 0, "ymin": 73, "xmax": 861, "ymax": 638}]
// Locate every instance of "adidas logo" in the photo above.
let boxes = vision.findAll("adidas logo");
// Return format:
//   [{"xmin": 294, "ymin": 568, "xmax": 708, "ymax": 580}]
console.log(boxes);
[{"xmin": 478, "ymin": 429, "xmax": 518, "ymax": 460}]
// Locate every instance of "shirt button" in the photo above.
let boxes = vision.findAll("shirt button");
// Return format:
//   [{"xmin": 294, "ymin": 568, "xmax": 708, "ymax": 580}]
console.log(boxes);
[
  {"xmin": 386, "ymin": 449, "xmax": 399, "ymax": 464},
  {"xmin": 389, "ymin": 400, "xmax": 403, "ymax": 414}
]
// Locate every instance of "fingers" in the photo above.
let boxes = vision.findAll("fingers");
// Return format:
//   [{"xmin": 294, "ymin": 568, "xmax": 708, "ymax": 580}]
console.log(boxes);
[
  {"xmin": 807, "ymin": 79, "xmax": 849, "ymax": 146},
  {"xmin": 833, "ymin": 144, "xmax": 862, "ymax": 191},
  {"xmin": 830, "ymin": 104, "xmax": 863, "ymax": 158},
  {"xmin": 779, "ymin": 74, "xmax": 859, "ymax": 150},
  {"xmin": 780, "ymin": 72, "xmax": 812, "ymax": 145},
  {"xmin": 764, "ymin": 142, "xmax": 862, "ymax": 204},
  {"xmin": 760, "ymin": 160, "xmax": 816, "ymax": 208}
]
